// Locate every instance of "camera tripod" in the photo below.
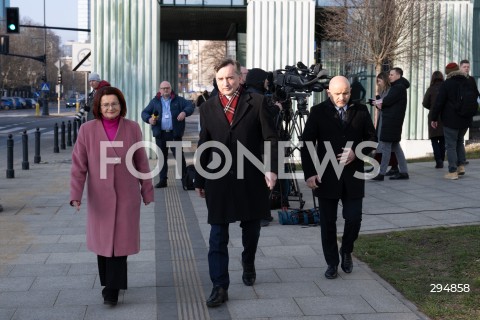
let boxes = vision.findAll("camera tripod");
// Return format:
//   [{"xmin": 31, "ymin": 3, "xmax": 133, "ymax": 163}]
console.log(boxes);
[{"xmin": 273, "ymin": 92, "xmax": 311, "ymax": 209}]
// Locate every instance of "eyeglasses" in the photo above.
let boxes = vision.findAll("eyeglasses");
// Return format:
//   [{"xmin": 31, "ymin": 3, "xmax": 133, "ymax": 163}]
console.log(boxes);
[
  {"xmin": 101, "ymin": 102, "xmax": 120, "ymax": 109},
  {"xmin": 160, "ymin": 87, "xmax": 171, "ymax": 90}
]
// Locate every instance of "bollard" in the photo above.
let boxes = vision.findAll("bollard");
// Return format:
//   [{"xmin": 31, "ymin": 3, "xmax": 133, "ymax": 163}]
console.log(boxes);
[
  {"xmin": 67, "ymin": 120, "xmax": 72, "ymax": 147},
  {"xmin": 6, "ymin": 134, "xmax": 14, "ymax": 178},
  {"xmin": 34, "ymin": 127, "xmax": 41, "ymax": 164},
  {"xmin": 22, "ymin": 130, "xmax": 30, "ymax": 170},
  {"xmin": 53, "ymin": 123, "xmax": 60, "ymax": 153},
  {"xmin": 60, "ymin": 121, "xmax": 66, "ymax": 150},
  {"xmin": 73, "ymin": 119, "xmax": 78, "ymax": 144},
  {"xmin": 77, "ymin": 118, "xmax": 82, "ymax": 129}
]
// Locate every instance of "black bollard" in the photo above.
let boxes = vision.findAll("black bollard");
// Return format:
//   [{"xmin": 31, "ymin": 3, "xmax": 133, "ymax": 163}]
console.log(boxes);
[
  {"xmin": 73, "ymin": 119, "xmax": 78, "ymax": 144},
  {"xmin": 22, "ymin": 130, "xmax": 30, "ymax": 170},
  {"xmin": 6, "ymin": 134, "xmax": 14, "ymax": 178},
  {"xmin": 67, "ymin": 120, "xmax": 72, "ymax": 147},
  {"xmin": 77, "ymin": 118, "xmax": 82, "ymax": 129},
  {"xmin": 34, "ymin": 127, "xmax": 41, "ymax": 164},
  {"xmin": 60, "ymin": 121, "xmax": 66, "ymax": 150},
  {"xmin": 53, "ymin": 123, "xmax": 60, "ymax": 153}
]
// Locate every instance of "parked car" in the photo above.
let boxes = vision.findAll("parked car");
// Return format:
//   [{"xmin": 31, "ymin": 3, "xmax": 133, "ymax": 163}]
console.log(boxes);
[
  {"xmin": 12, "ymin": 97, "xmax": 27, "ymax": 109},
  {"xmin": 25, "ymin": 98, "xmax": 38, "ymax": 109},
  {"xmin": 1, "ymin": 98, "xmax": 15, "ymax": 110},
  {"xmin": 66, "ymin": 95, "xmax": 86, "ymax": 108}
]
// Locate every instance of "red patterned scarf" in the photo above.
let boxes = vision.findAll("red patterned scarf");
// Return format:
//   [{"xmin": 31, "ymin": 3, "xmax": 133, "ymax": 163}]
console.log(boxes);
[{"xmin": 218, "ymin": 86, "xmax": 243, "ymax": 125}]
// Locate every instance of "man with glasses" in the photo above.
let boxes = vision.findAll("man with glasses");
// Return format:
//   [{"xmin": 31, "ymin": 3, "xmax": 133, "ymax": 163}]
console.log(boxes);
[{"xmin": 142, "ymin": 81, "xmax": 194, "ymax": 188}]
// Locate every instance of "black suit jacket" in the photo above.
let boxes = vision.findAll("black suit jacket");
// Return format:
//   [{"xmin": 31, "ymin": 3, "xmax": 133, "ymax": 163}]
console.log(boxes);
[
  {"xmin": 300, "ymin": 99, "xmax": 376, "ymax": 199},
  {"xmin": 194, "ymin": 92, "xmax": 279, "ymax": 224}
]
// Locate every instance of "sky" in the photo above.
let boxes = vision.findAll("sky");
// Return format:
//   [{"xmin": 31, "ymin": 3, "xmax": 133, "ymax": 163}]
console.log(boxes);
[{"xmin": 9, "ymin": 0, "xmax": 78, "ymax": 44}]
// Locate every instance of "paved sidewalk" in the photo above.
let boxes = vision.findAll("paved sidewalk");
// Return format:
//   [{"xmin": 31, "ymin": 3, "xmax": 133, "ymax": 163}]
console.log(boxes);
[{"xmin": 0, "ymin": 113, "xmax": 479, "ymax": 319}]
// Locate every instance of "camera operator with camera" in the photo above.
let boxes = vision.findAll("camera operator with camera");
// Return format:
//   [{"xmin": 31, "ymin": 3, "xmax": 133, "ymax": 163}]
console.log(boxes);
[{"xmin": 75, "ymin": 72, "xmax": 111, "ymax": 122}]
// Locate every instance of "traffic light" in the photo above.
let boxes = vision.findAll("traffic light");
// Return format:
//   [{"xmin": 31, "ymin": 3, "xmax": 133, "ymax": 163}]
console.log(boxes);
[
  {"xmin": 57, "ymin": 73, "xmax": 62, "ymax": 84},
  {"xmin": 6, "ymin": 7, "xmax": 20, "ymax": 34}
]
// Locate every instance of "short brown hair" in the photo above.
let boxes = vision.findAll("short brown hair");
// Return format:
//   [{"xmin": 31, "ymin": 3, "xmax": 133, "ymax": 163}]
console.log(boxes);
[
  {"xmin": 214, "ymin": 58, "xmax": 241, "ymax": 74},
  {"xmin": 92, "ymin": 86, "xmax": 127, "ymax": 119}
]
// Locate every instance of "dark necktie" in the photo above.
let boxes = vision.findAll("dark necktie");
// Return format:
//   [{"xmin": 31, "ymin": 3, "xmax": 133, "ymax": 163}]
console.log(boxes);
[{"xmin": 339, "ymin": 107, "xmax": 346, "ymax": 122}]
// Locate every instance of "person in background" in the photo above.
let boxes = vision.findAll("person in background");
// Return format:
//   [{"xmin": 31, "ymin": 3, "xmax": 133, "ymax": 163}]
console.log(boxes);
[
  {"xmin": 431, "ymin": 62, "xmax": 477, "ymax": 179},
  {"xmin": 70, "ymin": 86, "xmax": 154, "ymax": 306},
  {"xmin": 300, "ymin": 76, "xmax": 376, "ymax": 280},
  {"xmin": 141, "ymin": 81, "xmax": 194, "ymax": 188},
  {"xmin": 240, "ymin": 66, "xmax": 249, "ymax": 86},
  {"xmin": 459, "ymin": 59, "xmax": 480, "ymax": 166},
  {"xmin": 195, "ymin": 59, "xmax": 278, "ymax": 308},
  {"xmin": 350, "ymin": 76, "xmax": 366, "ymax": 104},
  {"xmin": 422, "ymin": 71, "xmax": 445, "ymax": 168},
  {"xmin": 85, "ymin": 72, "xmax": 111, "ymax": 121},
  {"xmin": 196, "ymin": 90, "xmax": 210, "ymax": 107},
  {"xmin": 371, "ymin": 67, "xmax": 410, "ymax": 181},
  {"xmin": 370, "ymin": 72, "xmax": 399, "ymax": 178}
]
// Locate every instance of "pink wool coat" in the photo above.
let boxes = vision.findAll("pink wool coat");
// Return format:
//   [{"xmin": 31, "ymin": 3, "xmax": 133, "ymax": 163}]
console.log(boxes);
[{"xmin": 70, "ymin": 118, "xmax": 154, "ymax": 257}]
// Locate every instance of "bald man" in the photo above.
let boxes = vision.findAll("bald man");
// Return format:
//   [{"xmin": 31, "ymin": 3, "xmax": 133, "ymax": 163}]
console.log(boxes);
[
  {"xmin": 141, "ymin": 81, "xmax": 194, "ymax": 188},
  {"xmin": 300, "ymin": 76, "xmax": 376, "ymax": 279}
]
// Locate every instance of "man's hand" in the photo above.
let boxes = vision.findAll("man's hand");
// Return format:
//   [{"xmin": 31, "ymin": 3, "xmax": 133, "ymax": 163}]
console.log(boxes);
[
  {"xmin": 177, "ymin": 111, "xmax": 186, "ymax": 121},
  {"xmin": 264, "ymin": 172, "xmax": 277, "ymax": 190},
  {"xmin": 149, "ymin": 117, "xmax": 157, "ymax": 125},
  {"xmin": 431, "ymin": 121, "xmax": 438, "ymax": 129},
  {"xmin": 306, "ymin": 175, "xmax": 320, "ymax": 189},
  {"xmin": 337, "ymin": 147, "xmax": 355, "ymax": 165},
  {"xmin": 196, "ymin": 188, "xmax": 205, "ymax": 198}
]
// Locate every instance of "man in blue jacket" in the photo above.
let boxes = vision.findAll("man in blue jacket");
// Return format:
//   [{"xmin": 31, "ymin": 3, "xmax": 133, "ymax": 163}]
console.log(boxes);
[{"xmin": 142, "ymin": 81, "xmax": 194, "ymax": 188}]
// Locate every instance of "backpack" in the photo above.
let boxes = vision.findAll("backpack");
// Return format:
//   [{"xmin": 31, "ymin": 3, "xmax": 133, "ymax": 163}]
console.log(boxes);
[
  {"xmin": 182, "ymin": 165, "xmax": 196, "ymax": 190},
  {"xmin": 454, "ymin": 79, "xmax": 479, "ymax": 118}
]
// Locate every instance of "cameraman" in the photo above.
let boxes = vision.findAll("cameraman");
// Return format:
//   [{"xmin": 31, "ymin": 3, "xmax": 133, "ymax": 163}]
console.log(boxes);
[
  {"xmin": 83, "ymin": 73, "xmax": 111, "ymax": 121},
  {"xmin": 245, "ymin": 68, "xmax": 289, "ymax": 226}
]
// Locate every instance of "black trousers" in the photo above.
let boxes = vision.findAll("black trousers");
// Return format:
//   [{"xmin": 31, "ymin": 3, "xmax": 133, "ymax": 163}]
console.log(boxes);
[
  {"xmin": 155, "ymin": 132, "xmax": 187, "ymax": 180},
  {"xmin": 317, "ymin": 197, "xmax": 363, "ymax": 267},
  {"xmin": 208, "ymin": 219, "xmax": 261, "ymax": 290},
  {"xmin": 97, "ymin": 255, "xmax": 128, "ymax": 290}
]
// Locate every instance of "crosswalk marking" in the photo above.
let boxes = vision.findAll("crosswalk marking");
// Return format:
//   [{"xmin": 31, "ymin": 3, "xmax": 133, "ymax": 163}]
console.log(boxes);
[{"xmin": 0, "ymin": 126, "xmax": 53, "ymax": 135}]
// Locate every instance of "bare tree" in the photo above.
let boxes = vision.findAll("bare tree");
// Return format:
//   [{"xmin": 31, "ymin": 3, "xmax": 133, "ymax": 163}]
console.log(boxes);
[
  {"xmin": 200, "ymin": 40, "xmax": 226, "ymax": 87},
  {"xmin": 319, "ymin": 0, "xmax": 436, "ymax": 77},
  {"xmin": 2, "ymin": 17, "xmax": 61, "ymax": 97}
]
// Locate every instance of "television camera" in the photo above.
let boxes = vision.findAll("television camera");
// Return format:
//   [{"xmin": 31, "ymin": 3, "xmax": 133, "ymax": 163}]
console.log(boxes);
[{"xmin": 267, "ymin": 62, "xmax": 330, "ymax": 210}]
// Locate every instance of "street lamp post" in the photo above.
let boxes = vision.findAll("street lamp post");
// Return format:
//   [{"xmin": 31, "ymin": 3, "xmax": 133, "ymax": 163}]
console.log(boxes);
[{"xmin": 41, "ymin": 0, "xmax": 49, "ymax": 116}]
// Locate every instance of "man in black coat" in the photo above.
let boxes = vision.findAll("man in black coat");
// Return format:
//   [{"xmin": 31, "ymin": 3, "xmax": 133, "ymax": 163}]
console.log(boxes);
[
  {"xmin": 431, "ymin": 62, "xmax": 478, "ymax": 180},
  {"xmin": 372, "ymin": 67, "xmax": 410, "ymax": 181},
  {"xmin": 301, "ymin": 76, "xmax": 377, "ymax": 280},
  {"xmin": 195, "ymin": 59, "xmax": 278, "ymax": 307}
]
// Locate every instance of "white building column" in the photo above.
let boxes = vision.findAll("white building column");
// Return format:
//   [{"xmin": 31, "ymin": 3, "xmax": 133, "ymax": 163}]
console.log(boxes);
[
  {"xmin": 246, "ymin": 0, "xmax": 315, "ymax": 71},
  {"xmin": 91, "ymin": 0, "xmax": 160, "ymax": 141}
]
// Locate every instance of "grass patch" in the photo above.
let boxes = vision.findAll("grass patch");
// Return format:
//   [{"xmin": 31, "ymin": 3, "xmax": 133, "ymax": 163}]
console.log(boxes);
[{"xmin": 354, "ymin": 226, "xmax": 480, "ymax": 320}]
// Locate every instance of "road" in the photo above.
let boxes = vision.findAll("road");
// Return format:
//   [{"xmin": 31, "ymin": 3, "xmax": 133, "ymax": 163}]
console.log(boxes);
[{"xmin": 0, "ymin": 104, "xmax": 78, "ymax": 167}]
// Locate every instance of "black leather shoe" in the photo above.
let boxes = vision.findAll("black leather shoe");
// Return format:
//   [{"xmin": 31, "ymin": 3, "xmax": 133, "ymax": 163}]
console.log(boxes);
[
  {"xmin": 371, "ymin": 174, "xmax": 384, "ymax": 181},
  {"xmin": 103, "ymin": 288, "xmax": 119, "ymax": 306},
  {"xmin": 385, "ymin": 168, "xmax": 399, "ymax": 176},
  {"xmin": 206, "ymin": 286, "xmax": 228, "ymax": 308},
  {"xmin": 340, "ymin": 248, "xmax": 353, "ymax": 273},
  {"xmin": 242, "ymin": 262, "xmax": 256, "ymax": 286},
  {"xmin": 324, "ymin": 265, "xmax": 338, "ymax": 279},
  {"xmin": 389, "ymin": 173, "xmax": 409, "ymax": 180},
  {"xmin": 155, "ymin": 179, "xmax": 167, "ymax": 188}
]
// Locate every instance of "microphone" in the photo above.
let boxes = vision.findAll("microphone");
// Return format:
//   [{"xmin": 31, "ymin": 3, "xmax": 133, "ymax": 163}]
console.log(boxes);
[
  {"xmin": 376, "ymin": 95, "xmax": 381, "ymax": 100},
  {"xmin": 152, "ymin": 111, "xmax": 159, "ymax": 120}
]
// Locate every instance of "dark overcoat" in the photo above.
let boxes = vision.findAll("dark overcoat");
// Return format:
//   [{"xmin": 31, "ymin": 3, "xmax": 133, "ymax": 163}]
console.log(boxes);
[
  {"xmin": 422, "ymin": 82, "xmax": 444, "ymax": 138},
  {"xmin": 430, "ymin": 70, "xmax": 476, "ymax": 129},
  {"xmin": 194, "ymin": 92, "xmax": 278, "ymax": 224},
  {"xmin": 300, "ymin": 99, "xmax": 377, "ymax": 199},
  {"xmin": 379, "ymin": 77, "xmax": 410, "ymax": 142}
]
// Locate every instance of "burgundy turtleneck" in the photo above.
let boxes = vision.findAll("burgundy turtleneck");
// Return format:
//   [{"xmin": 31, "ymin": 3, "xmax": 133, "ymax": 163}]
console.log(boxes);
[{"xmin": 101, "ymin": 117, "xmax": 120, "ymax": 141}]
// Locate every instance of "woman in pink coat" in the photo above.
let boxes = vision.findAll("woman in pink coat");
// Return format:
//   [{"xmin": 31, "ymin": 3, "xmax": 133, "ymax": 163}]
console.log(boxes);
[{"xmin": 70, "ymin": 86, "xmax": 154, "ymax": 306}]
